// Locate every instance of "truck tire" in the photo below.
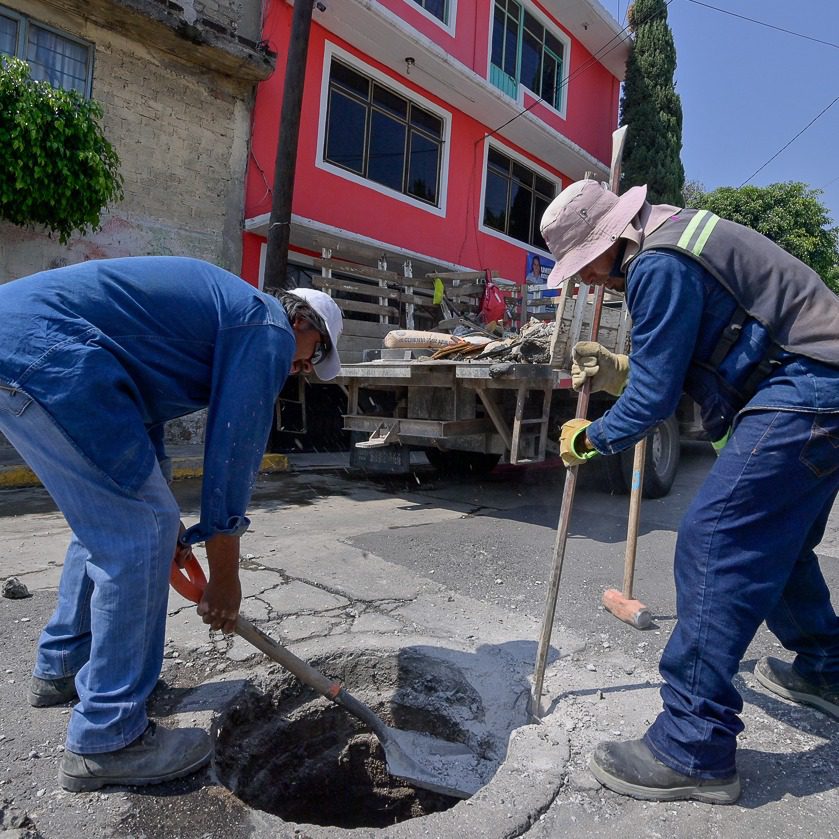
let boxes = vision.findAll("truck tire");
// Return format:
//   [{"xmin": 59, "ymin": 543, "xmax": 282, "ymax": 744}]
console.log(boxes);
[
  {"xmin": 424, "ymin": 448, "xmax": 501, "ymax": 477},
  {"xmin": 597, "ymin": 415, "xmax": 681, "ymax": 498},
  {"xmin": 626, "ymin": 414, "xmax": 681, "ymax": 499}
]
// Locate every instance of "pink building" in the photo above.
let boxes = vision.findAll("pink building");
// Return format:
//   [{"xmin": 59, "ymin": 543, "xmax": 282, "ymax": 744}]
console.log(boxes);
[{"xmin": 241, "ymin": 0, "xmax": 628, "ymax": 290}]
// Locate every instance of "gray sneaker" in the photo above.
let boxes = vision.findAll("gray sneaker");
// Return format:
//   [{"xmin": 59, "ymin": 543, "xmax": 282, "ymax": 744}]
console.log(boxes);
[
  {"xmin": 58, "ymin": 722, "xmax": 212, "ymax": 792},
  {"xmin": 29, "ymin": 675, "xmax": 78, "ymax": 708},
  {"xmin": 755, "ymin": 656, "xmax": 839, "ymax": 719},
  {"xmin": 590, "ymin": 739, "xmax": 740, "ymax": 804}
]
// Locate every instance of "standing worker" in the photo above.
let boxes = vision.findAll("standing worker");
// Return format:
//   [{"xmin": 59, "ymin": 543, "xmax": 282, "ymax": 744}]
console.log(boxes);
[
  {"xmin": 541, "ymin": 179, "xmax": 839, "ymax": 803},
  {"xmin": 0, "ymin": 256, "xmax": 343, "ymax": 792}
]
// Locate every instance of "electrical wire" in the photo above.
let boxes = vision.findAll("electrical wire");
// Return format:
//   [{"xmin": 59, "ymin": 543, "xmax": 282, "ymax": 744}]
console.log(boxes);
[
  {"xmin": 738, "ymin": 94, "xmax": 839, "ymax": 187},
  {"xmin": 685, "ymin": 0, "xmax": 839, "ymax": 50}
]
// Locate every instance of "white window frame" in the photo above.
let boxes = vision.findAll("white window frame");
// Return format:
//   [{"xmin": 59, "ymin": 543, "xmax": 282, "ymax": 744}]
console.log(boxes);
[
  {"xmin": 478, "ymin": 139, "xmax": 558, "ymax": 257},
  {"xmin": 0, "ymin": 4, "xmax": 93, "ymax": 97},
  {"xmin": 402, "ymin": 0, "xmax": 458, "ymax": 36},
  {"xmin": 485, "ymin": 0, "xmax": 571, "ymax": 120},
  {"xmin": 316, "ymin": 42, "xmax": 451, "ymax": 218}
]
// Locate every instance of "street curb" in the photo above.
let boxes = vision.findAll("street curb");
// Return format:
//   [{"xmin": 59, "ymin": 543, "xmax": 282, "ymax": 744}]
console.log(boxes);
[{"xmin": 0, "ymin": 452, "xmax": 289, "ymax": 489}]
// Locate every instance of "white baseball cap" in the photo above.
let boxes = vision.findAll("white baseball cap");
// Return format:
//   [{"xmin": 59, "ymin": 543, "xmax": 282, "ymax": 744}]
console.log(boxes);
[{"xmin": 287, "ymin": 288, "xmax": 344, "ymax": 380}]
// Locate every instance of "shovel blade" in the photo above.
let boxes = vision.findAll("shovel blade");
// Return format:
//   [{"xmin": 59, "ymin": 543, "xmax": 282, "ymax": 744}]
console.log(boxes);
[{"xmin": 381, "ymin": 726, "xmax": 488, "ymax": 799}]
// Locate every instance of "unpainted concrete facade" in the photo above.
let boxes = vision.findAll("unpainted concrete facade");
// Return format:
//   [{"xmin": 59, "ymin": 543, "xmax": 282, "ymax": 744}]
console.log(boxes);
[{"xmin": 0, "ymin": 0, "xmax": 274, "ymax": 280}]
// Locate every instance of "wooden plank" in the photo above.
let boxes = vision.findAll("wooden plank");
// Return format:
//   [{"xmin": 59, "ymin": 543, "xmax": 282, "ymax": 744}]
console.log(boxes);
[
  {"xmin": 314, "ymin": 257, "xmax": 400, "ymax": 282},
  {"xmin": 313, "ymin": 275, "xmax": 401, "ymax": 300},
  {"xmin": 334, "ymin": 298, "xmax": 399, "ymax": 318},
  {"xmin": 423, "ymin": 271, "xmax": 498, "ymax": 281},
  {"xmin": 341, "ymin": 319, "xmax": 393, "ymax": 338},
  {"xmin": 338, "ymin": 334, "xmax": 386, "ymax": 353}
]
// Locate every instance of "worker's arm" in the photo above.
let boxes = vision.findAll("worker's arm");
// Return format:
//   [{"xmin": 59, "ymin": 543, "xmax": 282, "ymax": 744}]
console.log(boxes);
[
  {"xmin": 586, "ymin": 251, "xmax": 705, "ymax": 455},
  {"xmin": 196, "ymin": 533, "xmax": 241, "ymax": 634}
]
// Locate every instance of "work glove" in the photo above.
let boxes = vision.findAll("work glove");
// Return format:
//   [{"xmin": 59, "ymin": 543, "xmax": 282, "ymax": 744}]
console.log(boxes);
[
  {"xmin": 559, "ymin": 418, "xmax": 598, "ymax": 467},
  {"xmin": 571, "ymin": 341, "xmax": 629, "ymax": 396}
]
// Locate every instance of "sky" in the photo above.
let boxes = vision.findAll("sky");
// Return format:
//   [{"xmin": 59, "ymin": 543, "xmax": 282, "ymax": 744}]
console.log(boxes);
[{"xmin": 611, "ymin": 0, "xmax": 839, "ymax": 227}]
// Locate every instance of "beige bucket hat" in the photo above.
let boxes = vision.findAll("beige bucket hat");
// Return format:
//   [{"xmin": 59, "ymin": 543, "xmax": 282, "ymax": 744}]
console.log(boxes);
[{"xmin": 540, "ymin": 179, "xmax": 647, "ymax": 288}]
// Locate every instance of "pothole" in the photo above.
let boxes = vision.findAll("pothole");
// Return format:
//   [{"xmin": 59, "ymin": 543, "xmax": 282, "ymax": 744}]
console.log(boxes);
[{"xmin": 213, "ymin": 648, "xmax": 514, "ymax": 830}]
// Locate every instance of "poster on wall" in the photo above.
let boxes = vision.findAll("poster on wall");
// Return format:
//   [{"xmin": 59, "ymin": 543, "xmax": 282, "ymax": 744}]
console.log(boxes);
[{"xmin": 525, "ymin": 253, "xmax": 559, "ymax": 297}]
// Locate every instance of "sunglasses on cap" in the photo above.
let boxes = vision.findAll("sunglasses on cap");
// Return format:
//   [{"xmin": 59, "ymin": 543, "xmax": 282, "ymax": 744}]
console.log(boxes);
[{"xmin": 310, "ymin": 334, "xmax": 331, "ymax": 365}]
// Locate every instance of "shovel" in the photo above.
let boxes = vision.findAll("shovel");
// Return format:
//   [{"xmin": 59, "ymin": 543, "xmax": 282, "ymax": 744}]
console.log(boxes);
[{"xmin": 170, "ymin": 554, "xmax": 483, "ymax": 798}]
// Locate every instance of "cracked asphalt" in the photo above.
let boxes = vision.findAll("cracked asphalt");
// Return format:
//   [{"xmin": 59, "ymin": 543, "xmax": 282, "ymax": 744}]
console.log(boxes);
[{"xmin": 1, "ymin": 448, "xmax": 837, "ymax": 838}]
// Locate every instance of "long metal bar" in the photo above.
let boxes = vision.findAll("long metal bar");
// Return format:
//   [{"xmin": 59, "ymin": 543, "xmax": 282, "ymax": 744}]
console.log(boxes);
[{"xmin": 531, "ymin": 126, "xmax": 627, "ymax": 717}]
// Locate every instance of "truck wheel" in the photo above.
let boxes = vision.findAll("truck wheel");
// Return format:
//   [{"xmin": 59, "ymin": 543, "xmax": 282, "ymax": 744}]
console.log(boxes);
[
  {"xmin": 621, "ymin": 414, "xmax": 681, "ymax": 499},
  {"xmin": 424, "ymin": 448, "xmax": 501, "ymax": 476}
]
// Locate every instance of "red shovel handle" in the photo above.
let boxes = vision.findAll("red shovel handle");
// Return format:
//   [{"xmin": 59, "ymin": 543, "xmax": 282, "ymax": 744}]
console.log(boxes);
[{"xmin": 170, "ymin": 554, "xmax": 207, "ymax": 604}]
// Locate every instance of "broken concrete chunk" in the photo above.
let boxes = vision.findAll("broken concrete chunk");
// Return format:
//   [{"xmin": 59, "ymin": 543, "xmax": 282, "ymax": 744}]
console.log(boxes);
[{"xmin": 2, "ymin": 577, "xmax": 31, "ymax": 599}]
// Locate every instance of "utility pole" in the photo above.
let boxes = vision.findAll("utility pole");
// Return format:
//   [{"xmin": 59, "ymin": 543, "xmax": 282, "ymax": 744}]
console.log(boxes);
[{"xmin": 263, "ymin": 0, "xmax": 316, "ymax": 290}]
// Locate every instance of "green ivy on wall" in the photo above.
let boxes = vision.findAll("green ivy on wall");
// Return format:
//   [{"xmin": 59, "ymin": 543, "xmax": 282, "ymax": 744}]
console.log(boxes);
[{"xmin": 0, "ymin": 56, "xmax": 123, "ymax": 243}]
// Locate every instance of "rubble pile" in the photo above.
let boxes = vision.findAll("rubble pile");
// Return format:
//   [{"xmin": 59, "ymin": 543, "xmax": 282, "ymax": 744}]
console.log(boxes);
[{"xmin": 430, "ymin": 319, "xmax": 557, "ymax": 364}]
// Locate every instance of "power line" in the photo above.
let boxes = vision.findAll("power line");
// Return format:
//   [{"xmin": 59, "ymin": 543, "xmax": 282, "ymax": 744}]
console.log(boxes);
[
  {"xmin": 686, "ymin": 1, "xmax": 839, "ymax": 50},
  {"xmin": 739, "ymin": 94, "xmax": 839, "ymax": 187}
]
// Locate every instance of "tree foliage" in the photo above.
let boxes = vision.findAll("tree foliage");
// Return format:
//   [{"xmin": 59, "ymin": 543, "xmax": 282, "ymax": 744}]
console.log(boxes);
[
  {"xmin": 619, "ymin": 0, "xmax": 685, "ymax": 205},
  {"xmin": 695, "ymin": 182, "xmax": 839, "ymax": 293},
  {"xmin": 0, "ymin": 56, "xmax": 123, "ymax": 243}
]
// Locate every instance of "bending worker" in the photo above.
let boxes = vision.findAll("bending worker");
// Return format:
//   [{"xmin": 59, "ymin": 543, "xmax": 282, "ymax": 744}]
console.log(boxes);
[
  {"xmin": 541, "ymin": 180, "xmax": 839, "ymax": 804},
  {"xmin": 0, "ymin": 257, "xmax": 343, "ymax": 792}
]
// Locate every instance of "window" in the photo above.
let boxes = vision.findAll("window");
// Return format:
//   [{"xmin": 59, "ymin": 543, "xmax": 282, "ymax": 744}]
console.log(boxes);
[
  {"xmin": 324, "ymin": 59, "xmax": 444, "ymax": 206},
  {"xmin": 411, "ymin": 0, "xmax": 449, "ymax": 25},
  {"xmin": 483, "ymin": 146, "xmax": 555, "ymax": 249},
  {"xmin": 0, "ymin": 6, "xmax": 92, "ymax": 96},
  {"xmin": 490, "ymin": 0, "xmax": 566, "ymax": 111}
]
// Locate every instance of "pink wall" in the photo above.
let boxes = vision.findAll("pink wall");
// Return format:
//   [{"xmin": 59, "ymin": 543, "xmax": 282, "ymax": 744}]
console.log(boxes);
[{"xmin": 243, "ymin": 1, "xmax": 620, "ymax": 285}]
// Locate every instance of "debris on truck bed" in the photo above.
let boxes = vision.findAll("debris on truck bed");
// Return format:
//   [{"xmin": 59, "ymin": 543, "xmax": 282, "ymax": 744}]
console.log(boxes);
[{"xmin": 425, "ymin": 319, "xmax": 557, "ymax": 364}]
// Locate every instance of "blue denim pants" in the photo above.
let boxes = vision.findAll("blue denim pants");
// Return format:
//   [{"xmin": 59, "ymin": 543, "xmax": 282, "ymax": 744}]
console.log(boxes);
[
  {"xmin": 0, "ymin": 384, "xmax": 179, "ymax": 754},
  {"xmin": 645, "ymin": 409, "xmax": 839, "ymax": 778}
]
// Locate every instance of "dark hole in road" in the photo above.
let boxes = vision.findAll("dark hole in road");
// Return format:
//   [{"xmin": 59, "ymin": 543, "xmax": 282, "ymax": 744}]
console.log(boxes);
[{"xmin": 213, "ymin": 651, "xmax": 481, "ymax": 829}]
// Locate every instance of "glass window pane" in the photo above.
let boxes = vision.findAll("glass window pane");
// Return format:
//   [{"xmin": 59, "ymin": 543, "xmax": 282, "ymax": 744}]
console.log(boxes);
[
  {"xmin": 524, "ymin": 12, "xmax": 543, "ymax": 42},
  {"xmin": 410, "ymin": 105, "xmax": 442, "ymax": 137},
  {"xmin": 491, "ymin": 5, "xmax": 506, "ymax": 69},
  {"xmin": 488, "ymin": 146, "xmax": 510, "ymax": 173},
  {"xmin": 546, "ymin": 32, "xmax": 563, "ymax": 58},
  {"xmin": 503, "ymin": 15, "xmax": 518, "ymax": 78},
  {"xmin": 373, "ymin": 84, "xmax": 407, "ymax": 119},
  {"xmin": 508, "ymin": 182, "xmax": 532, "ymax": 243},
  {"xmin": 520, "ymin": 30, "xmax": 541, "ymax": 95},
  {"xmin": 414, "ymin": 0, "xmax": 447, "ymax": 22},
  {"xmin": 0, "ymin": 14, "xmax": 17, "ymax": 57},
  {"xmin": 541, "ymin": 53, "xmax": 558, "ymax": 107},
  {"xmin": 511, "ymin": 161, "xmax": 533, "ymax": 186},
  {"xmin": 325, "ymin": 90, "xmax": 367, "ymax": 174},
  {"xmin": 331, "ymin": 60, "xmax": 369, "ymax": 99},
  {"xmin": 407, "ymin": 131, "xmax": 439, "ymax": 204},
  {"xmin": 484, "ymin": 170, "xmax": 509, "ymax": 233},
  {"xmin": 532, "ymin": 195, "xmax": 550, "ymax": 249},
  {"xmin": 368, "ymin": 110, "xmax": 406, "ymax": 192},
  {"xmin": 534, "ymin": 175, "xmax": 554, "ymax": 199},
  {"xmin": 26, "ymin": 25, "xmax": 89, "ymax": 94}
]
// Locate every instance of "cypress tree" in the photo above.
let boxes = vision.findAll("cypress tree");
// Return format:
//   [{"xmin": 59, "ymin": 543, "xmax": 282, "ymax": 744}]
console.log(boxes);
[{"xmin": 619, "ymin": 0, "xmax": 685, "ymax": 205}]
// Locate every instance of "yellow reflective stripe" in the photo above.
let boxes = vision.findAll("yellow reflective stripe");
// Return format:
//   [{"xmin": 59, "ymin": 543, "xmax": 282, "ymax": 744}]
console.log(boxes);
[
  {"xmin": 692, "ymin": 213, "xmax": 720, "ymax": 256},
  {"xmin": 677, "ymin": 209, "xmax": 708, "ymax": 248}
]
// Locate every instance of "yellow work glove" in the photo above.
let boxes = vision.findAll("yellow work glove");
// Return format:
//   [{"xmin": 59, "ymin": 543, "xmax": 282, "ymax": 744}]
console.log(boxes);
[
  {"xmin": 571, "ymin": 341, "xmax": 630, "ymax": 396},
  {"xmin": 559, "ymin": 418, "xmax": 598, "ymax": 467}
]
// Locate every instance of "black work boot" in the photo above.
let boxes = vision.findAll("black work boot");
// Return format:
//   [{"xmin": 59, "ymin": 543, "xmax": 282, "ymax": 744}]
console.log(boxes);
[
  {"xmin": 29, "ymin": 675, "xmax": 78, "ymax": 707},
  {"xmin": 590, "ymin": 739, "xmax": 740, "ymax": 804},
  {"xmin": 59, "ymin": 722, "xmax": 211, "ymax": 792},
  {"xmin": 755, "ymin": 657, "xmax": 839, "ymax": 719}
]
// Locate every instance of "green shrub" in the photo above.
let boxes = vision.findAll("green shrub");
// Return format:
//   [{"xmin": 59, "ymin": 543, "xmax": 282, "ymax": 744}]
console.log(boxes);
[{"xmin": 0, "ymin": 56, "xmax": 123, "ymax": 243}]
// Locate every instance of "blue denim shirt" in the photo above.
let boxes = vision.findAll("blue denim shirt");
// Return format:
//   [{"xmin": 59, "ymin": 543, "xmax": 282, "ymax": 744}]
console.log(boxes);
[
  {"xmin": 0, "ymin": 257, "xmax": 294, "ymax": 544},
  {"xmin": 587, "ymin": 250, "xmax": 839, "ymax": 455}
]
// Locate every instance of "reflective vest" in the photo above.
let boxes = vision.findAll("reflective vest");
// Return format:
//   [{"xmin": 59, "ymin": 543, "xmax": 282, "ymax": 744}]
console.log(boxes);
[{"xmin": 635, "ymin": 209, "xmax": 839, "ymax": 369}]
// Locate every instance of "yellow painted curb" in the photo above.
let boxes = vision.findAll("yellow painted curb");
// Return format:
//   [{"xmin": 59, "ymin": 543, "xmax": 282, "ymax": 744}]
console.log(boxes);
[{"xmin": 0, "ymin": 452, "xmax": 290, "ymax": 490}]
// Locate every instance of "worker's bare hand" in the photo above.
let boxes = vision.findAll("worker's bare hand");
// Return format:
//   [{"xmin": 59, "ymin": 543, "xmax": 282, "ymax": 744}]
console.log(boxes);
[
  {"xmin": 197, "ymin": 572, "xmax": 241, "ymax": 634},
  {"xmin": 172, "ymin": 521, "xmax": 192, "ymax": 568}
]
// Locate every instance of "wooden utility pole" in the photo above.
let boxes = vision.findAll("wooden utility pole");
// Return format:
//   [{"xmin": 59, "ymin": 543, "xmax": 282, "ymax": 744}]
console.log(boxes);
[{"xmin": 263, "ymin": 0, "xmax": 316, "ymax": 290}]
